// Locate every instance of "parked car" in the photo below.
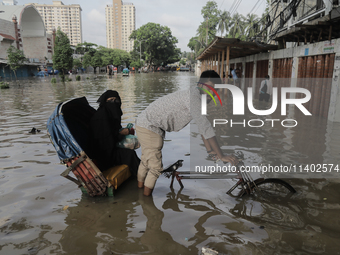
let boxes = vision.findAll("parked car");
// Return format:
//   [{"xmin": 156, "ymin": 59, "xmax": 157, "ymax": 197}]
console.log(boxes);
[
  {"xmin": 36, "ymin": 71, "xmax": 49, "ymax": 77},
  {"xmin": 48, "ymin": 69, "xmax": 59, "ymax": 75}
]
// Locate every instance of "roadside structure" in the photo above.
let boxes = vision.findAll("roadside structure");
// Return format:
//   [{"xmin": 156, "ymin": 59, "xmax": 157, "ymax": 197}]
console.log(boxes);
[
  {"xmin": 105, "ymin": 0, "xmax": 136, "ymax": 52},
  {"xmin": 0, "ymin": 4, "xmax": 53, "ymax": 78},
  {"xmin": 196, "ymin": 1, "xmax": 340, "ymax": 122}
]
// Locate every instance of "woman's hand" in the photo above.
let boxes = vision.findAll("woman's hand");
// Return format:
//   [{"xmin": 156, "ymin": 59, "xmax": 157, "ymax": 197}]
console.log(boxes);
[{"xmin": 119, "ymin": 128, "xmax": 129, "ymax": 135}]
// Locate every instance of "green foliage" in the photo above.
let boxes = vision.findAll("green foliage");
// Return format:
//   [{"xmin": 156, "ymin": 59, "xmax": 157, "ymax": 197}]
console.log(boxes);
[
  {"xmin": 129, "ymin": 22, "xmax": 181, "ymax": 67},
  {"xmin": 86, "ymin": 77, "xmax": 90, "ymax": 79},
  {"xmin": 217, "ymin": 11, "xmax": 231, "ymax": 37},
  {"xmin": 228, "ymin": 13, "xmax": 246, "ymax": 39},
  {"xmin": 167, "ymin": 48, "xmax": 181, "ymax": 65},
  {"xmin": 186, "ymin": 52, "xmax": 196, "ymax": 64},
  {"xmin": 73, "ymin": 58, "xmax": 82, "ymax": 69},
  {"xmin": 0, "ymin": 81, "xmax": 10, "ymax": 89},
  {"xmin": 53, "ymin": 29, "xmax": 73, "ymax": 76},
  {"xmin": 198, "ymin": 1, "xmax": 220, "ymax": 45},
  {"xmin": 189, "ymin": 0, "xmax": 263, "ymax": 58},
  {"xmin": 91, "ymin": 51, "xmax": 103, "ymax": 70},
  {"xmin": 130, "ymin": 60, "xmax": 142, "ymax": 69},
  {"xmin": 82, "ymin": 53, "xmax": 92, "ymax": 69},
  {"xmin": 180, "ymin": 59, "xmax": 187, "ymax": 65},
  {"xmin": 76, "ymin": 41, "xmax": 134, "ymax": 73},
  {"xmin": 99, "ymin": 47, "xmax": 131, "ymax": 67},
  {"xmin": 7, "ymin": 45, "xmax": 26, "ymax": 79},
  {"xmin": 76, "ymin": 75, "xmax": 81, "ymax": 81},
  {"xmin": 51, "ymin": 77, "xmax": 57, "ymax": 83},
  {"xmin": 75, "ymin": 42, "xmax": 97, "ymax": 55}
]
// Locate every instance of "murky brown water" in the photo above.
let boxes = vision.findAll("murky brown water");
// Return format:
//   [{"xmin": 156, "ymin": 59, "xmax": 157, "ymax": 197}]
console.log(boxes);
[{"xmin": 1, "ymin": 72, "xmax": 340, "ymax": 255}]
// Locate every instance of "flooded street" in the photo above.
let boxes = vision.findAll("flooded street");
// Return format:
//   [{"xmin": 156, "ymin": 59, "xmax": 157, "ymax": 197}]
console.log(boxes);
[{"xmin": 1, "ymin": 72, "xmax": 340, "ymax": 255}]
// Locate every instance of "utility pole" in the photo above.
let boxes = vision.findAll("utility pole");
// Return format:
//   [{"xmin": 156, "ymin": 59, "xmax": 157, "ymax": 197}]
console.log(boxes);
[{"xmin": 137, "ymin": 39, "xmax": 146, "ymax": 64}]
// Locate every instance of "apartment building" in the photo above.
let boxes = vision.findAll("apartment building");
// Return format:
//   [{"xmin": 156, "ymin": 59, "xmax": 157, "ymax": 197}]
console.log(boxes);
[
  {"xmin": 105, "ymin": 0, "xmax": 135, "ymax": 52},
  {"xmin": 26, "ymin": 1, "xmax": 82, "ymax": 46},
  {"xmin": 1, "ymin": 0, "xmax": 18, "ymax": 5}
]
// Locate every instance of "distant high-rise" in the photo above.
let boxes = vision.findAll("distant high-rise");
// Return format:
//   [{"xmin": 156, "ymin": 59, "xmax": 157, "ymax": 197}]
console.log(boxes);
[
  {"xmin": 105, "ymin": 0, "xmax": 135, "ymax": 52},
  {"xmin": 1, "ymin": 0, "xmax": 18, "ymax": 5},
  {"xmin": 26, "ymin": 1, "xmax": 82, "ymax": 46}
]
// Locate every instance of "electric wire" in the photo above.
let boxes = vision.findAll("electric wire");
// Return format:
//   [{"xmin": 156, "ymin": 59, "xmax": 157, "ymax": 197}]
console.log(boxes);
[
  {"xmin": 230, "ymin": 0, "xmax": 242, "ymax": 15},
  {"xmin": 229, "ymin": 0, "xmax": 239, "ymax": 13},
  {"xmin": 249, "ymin": 0, "xmax": 262, "ymax": 15}
]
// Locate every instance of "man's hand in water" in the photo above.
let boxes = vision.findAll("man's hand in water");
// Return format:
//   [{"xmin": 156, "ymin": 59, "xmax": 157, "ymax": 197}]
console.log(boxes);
[{"xmin": 220, "ymin": 155, "xmax": 239, "ymax": 165}]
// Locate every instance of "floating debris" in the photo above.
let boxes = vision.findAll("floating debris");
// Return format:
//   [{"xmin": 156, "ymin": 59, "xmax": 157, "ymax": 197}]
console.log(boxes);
[{"xmin": 29, "ymin": 127, "xmax": 41, "ymax": 134}]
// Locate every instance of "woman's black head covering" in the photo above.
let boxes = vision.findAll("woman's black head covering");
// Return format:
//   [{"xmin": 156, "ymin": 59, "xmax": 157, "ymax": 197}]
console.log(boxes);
[{"xmin": 97, "ymin": 90, "xmax": 121, "ymax": 108}]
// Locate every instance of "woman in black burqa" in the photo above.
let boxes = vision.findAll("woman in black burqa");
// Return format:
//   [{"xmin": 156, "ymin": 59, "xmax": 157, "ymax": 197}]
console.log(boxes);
[{"xmin": 90, "ymin": 90, "xmax": 140, "ymax": 176}]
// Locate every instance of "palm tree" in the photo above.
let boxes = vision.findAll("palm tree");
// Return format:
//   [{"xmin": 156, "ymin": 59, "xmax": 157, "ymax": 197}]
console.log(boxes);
[
  {"xmin": 244, "ymin": 13, "xmax": 260, "ymax": 40},
  {"xmin": 228, "ymin": 13, "xmax": 246, "ymax": 39},
  {"xmin": 217, "ymin": 11, "xmax": 231, "ymax": 37}
]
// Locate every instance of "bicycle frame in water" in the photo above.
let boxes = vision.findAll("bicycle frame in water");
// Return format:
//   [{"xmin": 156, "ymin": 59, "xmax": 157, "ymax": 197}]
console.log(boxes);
[{"xmin": 162, "ymin": 151, "xmax": 296, "ymax": 198}]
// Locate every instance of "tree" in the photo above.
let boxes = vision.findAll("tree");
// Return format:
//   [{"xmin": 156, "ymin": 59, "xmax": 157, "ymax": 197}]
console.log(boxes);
[
  {"xmin": 7, "ymin": 45, "xmax": 26, "ymax": 80},
  {"xmin": 53, "ymin": 28, "xmax": 73, "ymax": 77},
  {"xmin": 91, "ymin": 51, "xmax": 103, "ymax": 73},
  {"xmin": 197, "ymin": 1, "xmax": 220, "ymax": 45},
  {"xmin": 187, "ymin": 36, "xmax": 205, "ymax": 58},
  {"xmin": 73, "ymin": 58, "xmax": 82, "ymax": 69},
  {"xmin": 76, "ymin": 41, "xmax": 97, "ymax": 55},
  {"xmin": 228, "ymin": 13, "xmax": 246, "ymax": 39},
  {"xmin": 129, "ymin": 22, "xmax": 181, "ymax": 69},
  {"xmin": 188, "ymin": 1, "xmax": 220, "ymax": 58},
  {"xmin": 98, "ymin": 47, "xmax": 131, "ymax": 67},
  {"xmin": 82, "ymin": 52, "xmax": 92, "ymax": 69},
  {"xmin": 244, "ymin": 13, "xmax": 260, "ymax": 40},
  {"xmin": 130, "ymin": 60, "xmax": 142, "ymax": 69},
  {"xmin": 180, "ymin": 59, "xmax": 187, "ymax": 66},
  {"xmin": 217, "ymin": 11, "xmax": 231, "ymax": 37}
]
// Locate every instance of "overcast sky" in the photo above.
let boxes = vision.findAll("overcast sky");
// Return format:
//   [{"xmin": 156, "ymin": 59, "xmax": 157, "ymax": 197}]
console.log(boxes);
[{"xmin": 17, "ymin": 0, "xmax": 267, "ymax": 52}]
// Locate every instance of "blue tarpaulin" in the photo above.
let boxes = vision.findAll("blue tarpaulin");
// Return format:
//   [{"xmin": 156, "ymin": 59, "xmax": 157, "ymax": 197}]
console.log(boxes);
[{"xmin": 46, "ymin": 100, "xmax": 84, "ymax": 162}]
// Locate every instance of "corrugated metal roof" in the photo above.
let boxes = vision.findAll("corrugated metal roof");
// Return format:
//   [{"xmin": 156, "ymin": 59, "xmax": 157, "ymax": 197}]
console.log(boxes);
[{"xmin": 196, "ymin": 37, "xmax": 278, "ymax": 60}]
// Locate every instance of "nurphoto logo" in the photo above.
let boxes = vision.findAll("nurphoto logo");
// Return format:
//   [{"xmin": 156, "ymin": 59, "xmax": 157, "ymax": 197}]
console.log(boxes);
[{"xmin": 201, "ymin": 84, "xmax": 312, "ymax": 128}]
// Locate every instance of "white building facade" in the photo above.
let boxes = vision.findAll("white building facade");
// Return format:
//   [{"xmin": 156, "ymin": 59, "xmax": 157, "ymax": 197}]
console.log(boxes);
[{"xmin": 27, "ymin": 1, "xmax": 82, "ymax": 46}]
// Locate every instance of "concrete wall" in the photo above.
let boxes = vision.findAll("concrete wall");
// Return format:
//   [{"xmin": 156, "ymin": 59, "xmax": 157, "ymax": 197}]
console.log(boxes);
[
  {"xmin": 0, "ymin": 19, "xmax": 16, "ymax": 59},
  {"xmin": 22, "ymin": 37, "xmax": 48, "ymax": 61}
]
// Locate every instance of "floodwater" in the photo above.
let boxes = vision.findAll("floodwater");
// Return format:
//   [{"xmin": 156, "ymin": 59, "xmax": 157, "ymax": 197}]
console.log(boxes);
[{"xmin": 1, "ymin": 72, "xmax": 340, "ymax": 255}]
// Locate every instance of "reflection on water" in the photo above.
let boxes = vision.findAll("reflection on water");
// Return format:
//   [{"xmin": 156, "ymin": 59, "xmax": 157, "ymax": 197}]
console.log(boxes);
[{"xmin": 0, "ymin": 73, "xmax": 340, "ymax": 254}]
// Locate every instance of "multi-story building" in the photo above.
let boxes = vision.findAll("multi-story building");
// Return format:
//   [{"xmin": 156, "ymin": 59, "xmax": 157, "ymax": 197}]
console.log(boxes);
[
  {"xmin": 0, "ymin": 4, "xmax": 54, "ymax": 78},
  {"xmin": 105, "ymin": 0, "xmax": 135, "ymax": 52},
  {"xmin": 1, "ymin": 0, "xmax": 18, "ymax": 5},
  {"xmin": 26, "ymin": 1, "xmax": 82, "ymax": 46}
]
